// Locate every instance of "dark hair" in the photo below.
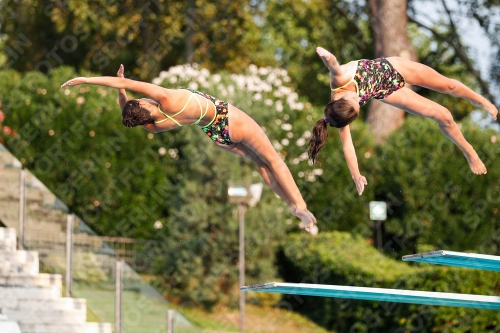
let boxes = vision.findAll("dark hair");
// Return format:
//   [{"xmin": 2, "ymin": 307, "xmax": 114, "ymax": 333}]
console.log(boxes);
[
  {"xmin": 121, "ymin": 99, "xmax": 155, "ymax": 128},
  {"xmin": 307, "ymin": 97, "xmax": 358, "ymax": 164}
]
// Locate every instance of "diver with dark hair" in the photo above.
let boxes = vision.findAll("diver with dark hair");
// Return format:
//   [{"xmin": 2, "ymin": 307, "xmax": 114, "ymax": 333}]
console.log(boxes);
[
  {"xmin": 308, "ymin": 47, "xmax": 497, "ymax": 195},
  {"xmin": 62, "ymin": 65, "xmax": 317, "ymax": 229}
]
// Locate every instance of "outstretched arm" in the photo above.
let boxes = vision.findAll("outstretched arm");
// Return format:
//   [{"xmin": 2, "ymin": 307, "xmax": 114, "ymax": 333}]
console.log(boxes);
[
  {"xmin": 338, "ymin": 125, "xmax": 367, "ymax": 196},
  {"xmin": 316, "ymin": 46, "xmax": 343, "ymax": 86},
  {"xmin": 116, "ymin": 65, "xmax": 128, "ymax": 109},
  {"xmin": 61, "ymin": 76, "xmax": 170, "ymax": 103}
]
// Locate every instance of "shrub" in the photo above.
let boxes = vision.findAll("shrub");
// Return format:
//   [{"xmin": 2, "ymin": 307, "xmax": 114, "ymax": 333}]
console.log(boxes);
[{"xmin": 279, "ymin": 231, "xmax": 500, "ymax": 332}]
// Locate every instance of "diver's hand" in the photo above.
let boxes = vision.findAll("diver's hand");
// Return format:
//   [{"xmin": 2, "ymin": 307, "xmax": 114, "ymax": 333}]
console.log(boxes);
[
  {"xmin": 291, "ymin": 206, "xmax": 317, "ymax": 232},
  {"xmin": 353, "ymin": 175, "xmax": 368, "ymax": 196},
  {"xmin": 316, "ymin": 47, "xmax": 337, "ymax": 68},
  {"xmin": 117, "ymin": 64, "xmax": 125, "ymax": 78},
  {"xmin": 316, "ymin": 46, "xmax": 333, "ymax": 60},
  {"xmin": 61, "ymin": 77, "xmax": 88, "ymax": 88}
]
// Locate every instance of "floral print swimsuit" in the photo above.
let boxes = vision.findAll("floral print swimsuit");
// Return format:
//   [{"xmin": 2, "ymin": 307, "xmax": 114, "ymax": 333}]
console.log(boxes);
[
  {"xmin": 187, "ymin": 89, "xmax": 233, "ymax": 146},
  {"xmin": 155, "ymin": 88, "xmax": 233, "ymax": 145},
  {"xmin": 332, "ymin": 58, "xmax": 406, "ymax": 106}
]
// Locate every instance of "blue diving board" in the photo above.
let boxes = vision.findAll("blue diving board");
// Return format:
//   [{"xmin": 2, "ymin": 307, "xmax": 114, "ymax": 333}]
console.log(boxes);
[
  {"xmin": 402, "ymin": 250, "xmax": 500, "ymax": 272},
  {"xmin": 241, "ymin": 282, "xmax": 500, "ymax": 310}
]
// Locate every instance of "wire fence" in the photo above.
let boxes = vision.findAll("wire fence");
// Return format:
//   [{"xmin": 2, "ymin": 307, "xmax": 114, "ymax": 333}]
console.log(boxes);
[{"xmin": 0, "ymin": 143, "xmax": 199, "ymax": 333}]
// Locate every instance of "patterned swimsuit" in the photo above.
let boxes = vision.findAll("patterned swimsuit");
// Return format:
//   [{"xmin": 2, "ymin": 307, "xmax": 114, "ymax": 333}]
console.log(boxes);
[
  {"xmin": 332, "ymin": 58, "xmax": 406, "ymax": 106},
  {"xmin": 185, "ymin": 89, "xmax": 233, "ymax": 146},
  {"xmin": 155, "ymin": 88, "xmax": 233, "ymax": 146}
]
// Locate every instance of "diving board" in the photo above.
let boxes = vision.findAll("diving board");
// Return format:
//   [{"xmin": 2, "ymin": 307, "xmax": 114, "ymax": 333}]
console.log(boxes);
[
  {"xmin": 402, "ymin": 250, "xmax": 500, "ymax": 272},
  {"xmin": 241, "ymin": 282, "xmax": 500, "ymax": 310}
]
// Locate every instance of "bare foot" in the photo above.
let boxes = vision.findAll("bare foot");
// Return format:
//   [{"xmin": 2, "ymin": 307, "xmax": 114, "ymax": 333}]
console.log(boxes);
[
  {"xmin": 464, "ymin": 152, "xmax": 487, "ymax": 175},
  {"xmin": 485, "ymin": 102, "xmax": 499, "ymax": 120},
  {"xmin": 471, "ymin": 100, "xmax": 498, "ymax": 120}
]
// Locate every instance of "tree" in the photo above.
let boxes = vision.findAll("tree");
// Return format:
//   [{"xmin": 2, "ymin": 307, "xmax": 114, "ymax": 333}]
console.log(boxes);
[
  {"xmin": 367, "ymin": 0, "xmax": 418, "ymax": 143},
  {"xmin": 0, "ymin": 0, "xmax": 272, "ymax": 80},
  {"xmin": 261, "ymin": 0, "xmax": 374, "ymax": 105},
  {"xmin": 409, "ymin": 0, "xmax": 498, "ymax": 107}
]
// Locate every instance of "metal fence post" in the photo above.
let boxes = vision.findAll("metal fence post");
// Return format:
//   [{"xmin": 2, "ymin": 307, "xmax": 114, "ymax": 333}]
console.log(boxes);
[
  {"xmin": 115, "ymin": 260, "xmax": 123, "ymax": 333},
  {"xmin": 18, "ymin": 169, "xmax": 26, "ymax": 250},
  {"xmin": 238, "ymin": 204, "xmax": 246, "ymax": 333},
  {"xmin": 65, "ymin": 214, "xmax": 74, "ymax": 297},
  {"xmin": 167, "ymin": 309, "xmax": 174, "ymax": 333}
]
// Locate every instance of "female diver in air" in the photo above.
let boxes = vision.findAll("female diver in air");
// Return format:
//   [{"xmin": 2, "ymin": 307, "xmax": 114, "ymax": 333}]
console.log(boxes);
[
  {"xmin": 62, "ymin": 65, "xmax": 316, "ymax": 229},
  {"xmin": 309, "ymin": 46, "xmax": 498, "ymax": 195}
]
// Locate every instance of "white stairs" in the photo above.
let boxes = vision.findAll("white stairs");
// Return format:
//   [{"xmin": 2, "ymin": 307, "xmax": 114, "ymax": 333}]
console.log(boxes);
[{"xmin": 0, "ymin": 227, "xmax": 112, "ymax": 333}]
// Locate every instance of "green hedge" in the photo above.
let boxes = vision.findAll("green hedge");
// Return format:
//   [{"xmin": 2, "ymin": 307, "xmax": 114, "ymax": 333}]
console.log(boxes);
[
  {"xmin": 279, "ymin": 232, "xmax": 500, "ymax": 332},
  {"xmin": 1, "ymin": 66, "xmax": 372, "ymax": 305},
  {"xmin": 1, "ymin": 65, "xmax": 499, "ymax": 309}
]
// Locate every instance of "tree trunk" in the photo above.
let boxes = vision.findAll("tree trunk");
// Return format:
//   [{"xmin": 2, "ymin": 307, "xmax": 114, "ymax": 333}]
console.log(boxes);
[
  {"xmin": 185, "ymin": 0, "xmax": 196, "ymax": 64},
  {"xmin": 367, "ymin": 0, "xmax": 418, "ymax": 144}
]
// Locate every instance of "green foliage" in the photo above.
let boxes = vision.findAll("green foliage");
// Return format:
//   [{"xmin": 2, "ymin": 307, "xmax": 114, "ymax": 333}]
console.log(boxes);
[
  {"xmin": 261, "ymin": 0, "xmax": 374, "ymax": 105},
  {"xmin": 144, "ymin": 64, "xmax": 355, "ymax": 306},
  {"xmin": 280, "ymin": 231, "xmax": 500, "ymax": 332},
  {"xmin": 1, "ymin": 63, "xmax": 498, "ymax": 313},
  {"xmin": 1, "ymin": 1, "xmax": 499, "ymax": 330},
  {"xmin": 0, "ymin": 65, "xmax": 317, "ymax": 306},
  {"xmin": 0, "ymin": 0, "xmax": 273, "ymax": 80},
  {"xmin": 288, "ymin": 118, "xmax": 376, "ymax": 234},
  {"xmin": 43, "ymin": 252, "xmax": 108, "ymax": 285},
  {"xmin": 407, "ymin": 23, "xmax": 480, "ymax": 121},
  {"xmin": 280, "ymin": 231, "xmax": 415, "ymax": 284},
  {"xmin": 370, "ymin": 116, "xmax": 500, "ymax": 258},
  {"xmin": 0, "ymin": 0, "xmax": 375, "ymax": 104},
  {"xmin": 0, "ymin": 0, "xmax": 493, "ymax": 114},
  {"xmin": 1, "ymin": 66, "xmax": 175, "ymax": 239}
]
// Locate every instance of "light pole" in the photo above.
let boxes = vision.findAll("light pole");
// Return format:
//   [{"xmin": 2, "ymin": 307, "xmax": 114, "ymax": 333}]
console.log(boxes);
[
  {"xmin": 227, "ymin": 182, "xmax": 263, "ymax": 333},
  {"xmin": 237, "ymin": 202, "xmax": 246, "ymax": 333},
  {"xmin": 369, "ymin": 201, "xmax": 387, "ymax": 252},
  {"xmin": 115, "ymin": 260, "xmax": 123, "ymax": 333},
  {"xmin": 18, "ymin": 169, "xmax": 26, "ymax": 250}
]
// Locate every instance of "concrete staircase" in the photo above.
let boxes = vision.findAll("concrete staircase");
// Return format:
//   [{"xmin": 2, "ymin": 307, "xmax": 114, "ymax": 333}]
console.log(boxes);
[
  {"xmin": 0, "ymin": 150, "xmax": 120, "ymax": 266},
  {"xmin": 0, "ymin": 228, "xmax": 112, "ymax": 333},
  {"xmin": 0, "ymin": 314, "xmax": 22, "ymax": 333}
]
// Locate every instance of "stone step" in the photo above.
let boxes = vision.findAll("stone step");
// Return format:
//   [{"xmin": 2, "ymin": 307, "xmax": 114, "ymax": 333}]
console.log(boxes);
[
  {"xmin": 24, "ymin": 232, "xmax": 105, "ymax": 250},
  {"xmin": 4, "ymin": 298, "xmax": 87, "ymax": 312},
  {"xmin": 2, "ymin": 308, "xmax": 86, "ymax": 324},
  {"xmin": 0, "ymin": 251, "xmax": 39, "ymax": 275},
  {"xmin": 0, "ymin": 150, "xmax": 20, "ymax": 168},
  {"xmin": 0, "ymin": 316, "xmax": 22, "ymax": 333},
  {"xmin": 0, "ymin": 274, "xmax": 62, "ymax": 291},
  {"xmin": 19, "ymin": 322, "xmax": 112, "ymax": 333},
  {"xmin": 0, "ymin": 185, "xmax": 18, "ymax": 198},
  {"xmin": 0, "ymin": 202, "xmax": 64, "ymax": 219},
  {"xmin": 0, "ymin": 250, "xmax": 38, "ymax": 274},
  {"xmin": 0, "ymin": 204, "xmax": 18, "ymax": 230},
  {"xmin": 0, "ymin": 286, "xmax": 60, "ymax": 300},
  {"xmin": 0, "ymin": 228, "xmax": 16, "ymax": 252},
  {"xmin": 25, "ymin": 221, "xmax": 63, "ymax": 233},
  {"xmin": 0, "ymin": 170, "xmax": 20, "ymax": 196}
]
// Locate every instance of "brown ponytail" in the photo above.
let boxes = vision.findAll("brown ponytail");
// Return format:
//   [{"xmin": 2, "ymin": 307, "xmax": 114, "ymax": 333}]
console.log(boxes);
[
  {"xmin": 307, "ymin": 118, "xmax": 329, "ymax": 164},
  {"xmin": 307, "ymin": 97, "xmax": 358, "ymax": 164}
]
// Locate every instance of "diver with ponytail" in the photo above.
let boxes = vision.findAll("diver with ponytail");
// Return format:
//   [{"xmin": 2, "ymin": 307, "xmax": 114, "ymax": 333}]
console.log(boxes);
[
  {"xmin": 308, "ymin": 46, "xmax": 497, "ymax": 195},
  {"xmin": 308, "ymin": 99, "xmax": 367, "ymax": 196}
]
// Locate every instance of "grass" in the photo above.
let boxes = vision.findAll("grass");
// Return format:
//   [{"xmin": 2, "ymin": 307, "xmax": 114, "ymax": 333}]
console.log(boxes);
[
  {"xmin": 71, "ymin": 286, "xmax": 210, "ymax": 333},
  {"xmin": 62, "ymin": 283, "xmax": 102, "ymax": 323},
  {"xmin": 70, "ymin": 284, "xmax": 331, "ymax": 333},
  {"xmin": 168, "ymin": 301, "xmax": 332, "ymax": 333}
]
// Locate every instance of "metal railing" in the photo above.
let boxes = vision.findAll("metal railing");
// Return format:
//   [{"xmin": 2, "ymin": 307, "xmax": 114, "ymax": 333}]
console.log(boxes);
[{"xmin": 0, "ymin": 144, "xmax": 199, "ymax": 333}]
